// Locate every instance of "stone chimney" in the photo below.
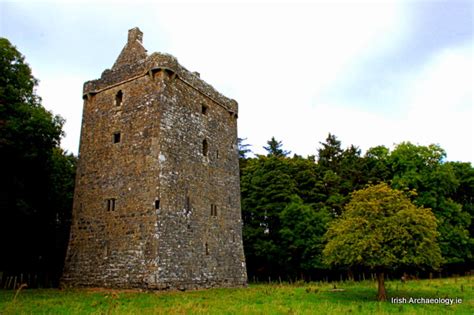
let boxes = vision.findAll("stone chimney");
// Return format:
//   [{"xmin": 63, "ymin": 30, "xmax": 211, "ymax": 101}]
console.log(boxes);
[
  {"xmin": 112, "ymin": 27, "xmax": 147, "ymax": 70},
  {"xmin": 128, "ymin": 27, "xmax": 143, "ymax": 44}
]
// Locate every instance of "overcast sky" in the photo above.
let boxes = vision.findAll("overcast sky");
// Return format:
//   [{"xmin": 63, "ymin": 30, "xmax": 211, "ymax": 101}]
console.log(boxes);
[{"xmin": 1, "ymin": 0, "xmax": 473, "ymax": 163}]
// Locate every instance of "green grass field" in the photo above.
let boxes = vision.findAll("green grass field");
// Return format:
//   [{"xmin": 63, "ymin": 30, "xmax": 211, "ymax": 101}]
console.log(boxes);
[{"xmin": 0, "ymin": 276, "xmax": 472, "ymax": 314}]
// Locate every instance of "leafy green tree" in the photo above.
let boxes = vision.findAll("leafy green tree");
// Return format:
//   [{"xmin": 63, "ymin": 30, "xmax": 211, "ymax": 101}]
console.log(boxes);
[
  {"xmin": 0, "ymin": 37, "xmax": 76, "ymax": 284},
  {"xmin": 241, "ymin": 156, "xmax": 296, "ymax": 277},
  {"xmin": 362, "ymin": 145, "xmax": 391, "ymax": 184},
  {"xmin": 323, "ymin": 183, "xmax": 442, "ymax": 301},
  {"xmin": 264, "ymin": 137, "xmax": 290, "ymax": 157},
  {"xmin": 389, "ymin": 142, "xmax": 473, "ymax": 264},
  {"xmin": 449, "ymin": 161, "xmax": 474, "ymax": 255},
  {"xmin": 279, "ymin": 195, "xmax": 331, "ymax": 276}
]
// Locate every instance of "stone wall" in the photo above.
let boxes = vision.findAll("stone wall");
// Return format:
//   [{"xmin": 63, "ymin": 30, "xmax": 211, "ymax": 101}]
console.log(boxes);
[{"xmin": 61, "ymin": 28, "xmax": 247, "ymax": 289}]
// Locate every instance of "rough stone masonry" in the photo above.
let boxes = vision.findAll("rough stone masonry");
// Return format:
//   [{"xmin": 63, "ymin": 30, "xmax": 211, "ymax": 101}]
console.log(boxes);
[{"xmin": 61, "ymin": 27, "xmax": 247, "ymax": 290}]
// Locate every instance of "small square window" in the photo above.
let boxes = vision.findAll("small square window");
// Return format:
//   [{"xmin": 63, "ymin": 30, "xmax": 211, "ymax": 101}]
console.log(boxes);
[{"xmin": 113, "ymin": 132, "xmax": 121, "ymax": 143}]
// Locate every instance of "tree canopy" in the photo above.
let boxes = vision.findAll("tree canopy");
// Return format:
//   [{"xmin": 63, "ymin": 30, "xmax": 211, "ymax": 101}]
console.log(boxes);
[{"xmin": 323, "ymin": 183, "xmax": 442, "ymax": 300}]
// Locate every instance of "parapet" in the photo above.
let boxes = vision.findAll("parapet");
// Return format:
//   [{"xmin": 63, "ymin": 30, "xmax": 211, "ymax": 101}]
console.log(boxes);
[{"xmin": 83, "ymin": 28, "xmax": 238, "ymax": 114}]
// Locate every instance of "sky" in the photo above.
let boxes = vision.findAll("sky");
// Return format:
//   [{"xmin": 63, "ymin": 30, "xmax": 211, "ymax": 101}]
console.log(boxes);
[{"xmin": 1, "ymin": 0, "xmax": 473, "ymax": 163}]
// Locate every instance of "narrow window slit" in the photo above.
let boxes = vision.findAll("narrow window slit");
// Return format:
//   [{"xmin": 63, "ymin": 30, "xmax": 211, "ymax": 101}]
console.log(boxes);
[
  {"xmin": 185, "ymin": 196, "xmax": 191, "ymax": 213},
  {"xmin": 115, "ymin": 90, "xmax": 123, "ymax": 106},
  {"xmin": 202, "ymin": 139, "xmax": 208, "ymax": 156}
]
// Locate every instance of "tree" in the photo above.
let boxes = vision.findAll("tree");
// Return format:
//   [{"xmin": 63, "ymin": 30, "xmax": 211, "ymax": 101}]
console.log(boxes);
[
  {"xmin": 317, "ymin": 133, "xmax": 343, "ymax": 170},
  {"xmin": 389, "ymin": 142, "xmax": 473, "ymax": 264},
  {"xmin": 279, "ymin": 195, "xmax": 331, "ymax": 276},
  {"xmin": 449, "ymin": 161, "xmax": 474, "ymax": 258},
  {"xmin": 316, "ymin": 134, "xmax": 364, "ymax": 216},
  {"xmin": 264, "ymin": 137, "xmax": 290, "ymax": 157},
  {"xmin": 237, "ymin": 137, "xmax": 252, "ymax": 175},
  {"xmin": 362, "ymin": 145, "xmax": 391, "ymax": 184},
  {"xmin": 323, "ymin": 183, "xmax": 442, "ymax": 301},
  {"xmin": 237, "ymin": 137, "xmax": 252, "ymax": 159},
  {"xmin": 241, "ymin": 156, "xmax": 296, "ymax": 277},
  {"xmin": 0, "ymin": 37, "xmax": 76, "ymax": 285}
]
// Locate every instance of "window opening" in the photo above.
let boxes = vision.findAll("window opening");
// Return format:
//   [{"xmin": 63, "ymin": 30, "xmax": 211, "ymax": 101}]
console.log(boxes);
[
  {"xmin": 115, "ymin": 90, "xmax": 123, "ymax": 107},
  {"xmin": 185, "ymin": 196, "xmax": 191, "ymax": 213},
  {"xmin": 106, "ymin": 198, "xmax": 116, "ymax": 211},
  {"xmin": 201, "ymin": 104, "xmax": 208, "ymax": 115},
  {"xmin": 155, "ymin": 199, "xmax": 160, "ymax": 210},
  {"xmin": 202, "ymin": 139, "xmax": 208, "ymax": 156},
  {"xmin": 113, "ymin": 132, "xmax": 121, "ymax": 143},
  {"xmin": 211, "ymin": 204, "xmax": 217, "ymax": 217}
]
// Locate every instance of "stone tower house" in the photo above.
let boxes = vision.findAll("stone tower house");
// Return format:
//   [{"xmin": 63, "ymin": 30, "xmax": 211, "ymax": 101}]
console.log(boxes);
[{"xmin": 61, "ymin": 28, "xmax": 247, "ymax": 289}]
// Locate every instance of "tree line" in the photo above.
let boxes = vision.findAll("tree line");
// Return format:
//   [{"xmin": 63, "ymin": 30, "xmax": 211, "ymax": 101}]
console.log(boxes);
[{"xmin": 240, "ymin": 136, "xmax": 473, "ymax": 281}]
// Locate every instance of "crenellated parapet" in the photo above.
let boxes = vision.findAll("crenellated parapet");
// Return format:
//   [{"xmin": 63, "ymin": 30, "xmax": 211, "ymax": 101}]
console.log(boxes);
[{"xmin": 83, "ymin": 38, "xmax": 238, "ymax": 115}]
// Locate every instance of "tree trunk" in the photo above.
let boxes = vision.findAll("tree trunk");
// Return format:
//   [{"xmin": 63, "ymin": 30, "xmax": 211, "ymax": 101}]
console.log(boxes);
[{"xmin": 376, "ymin": 271, "xmax": 387, "ymax": 301}]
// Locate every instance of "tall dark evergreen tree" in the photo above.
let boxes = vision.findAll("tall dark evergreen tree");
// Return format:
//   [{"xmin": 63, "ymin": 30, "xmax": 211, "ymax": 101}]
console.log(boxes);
[
  {"xmin": 264, "ymin": 137, "xmax": 290, "ymax": 157},
  {"xmin": 317, "ymin": 133, "xmax": 343, "ymax": 170},
  {"xmin": 316, "ymin": 134, "xmax": 349, "ymax": 216}
]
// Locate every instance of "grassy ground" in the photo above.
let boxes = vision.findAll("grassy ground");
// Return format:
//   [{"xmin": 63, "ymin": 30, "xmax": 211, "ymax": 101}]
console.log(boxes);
[{"xmin": 0, "ymin": 276, "xmax": 472, "ymax": 314}]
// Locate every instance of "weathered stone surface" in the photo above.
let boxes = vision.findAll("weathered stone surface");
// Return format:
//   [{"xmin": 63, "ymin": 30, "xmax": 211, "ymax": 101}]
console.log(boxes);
[{"xmin": 61, "ymin": 28, "xmax": 247, "ymax": 290}]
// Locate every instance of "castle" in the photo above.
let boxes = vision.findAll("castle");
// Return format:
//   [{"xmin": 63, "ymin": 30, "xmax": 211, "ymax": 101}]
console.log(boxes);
[{"xmin": 61, "ymin": 28, "xmax": 247, "ymax": 289}]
